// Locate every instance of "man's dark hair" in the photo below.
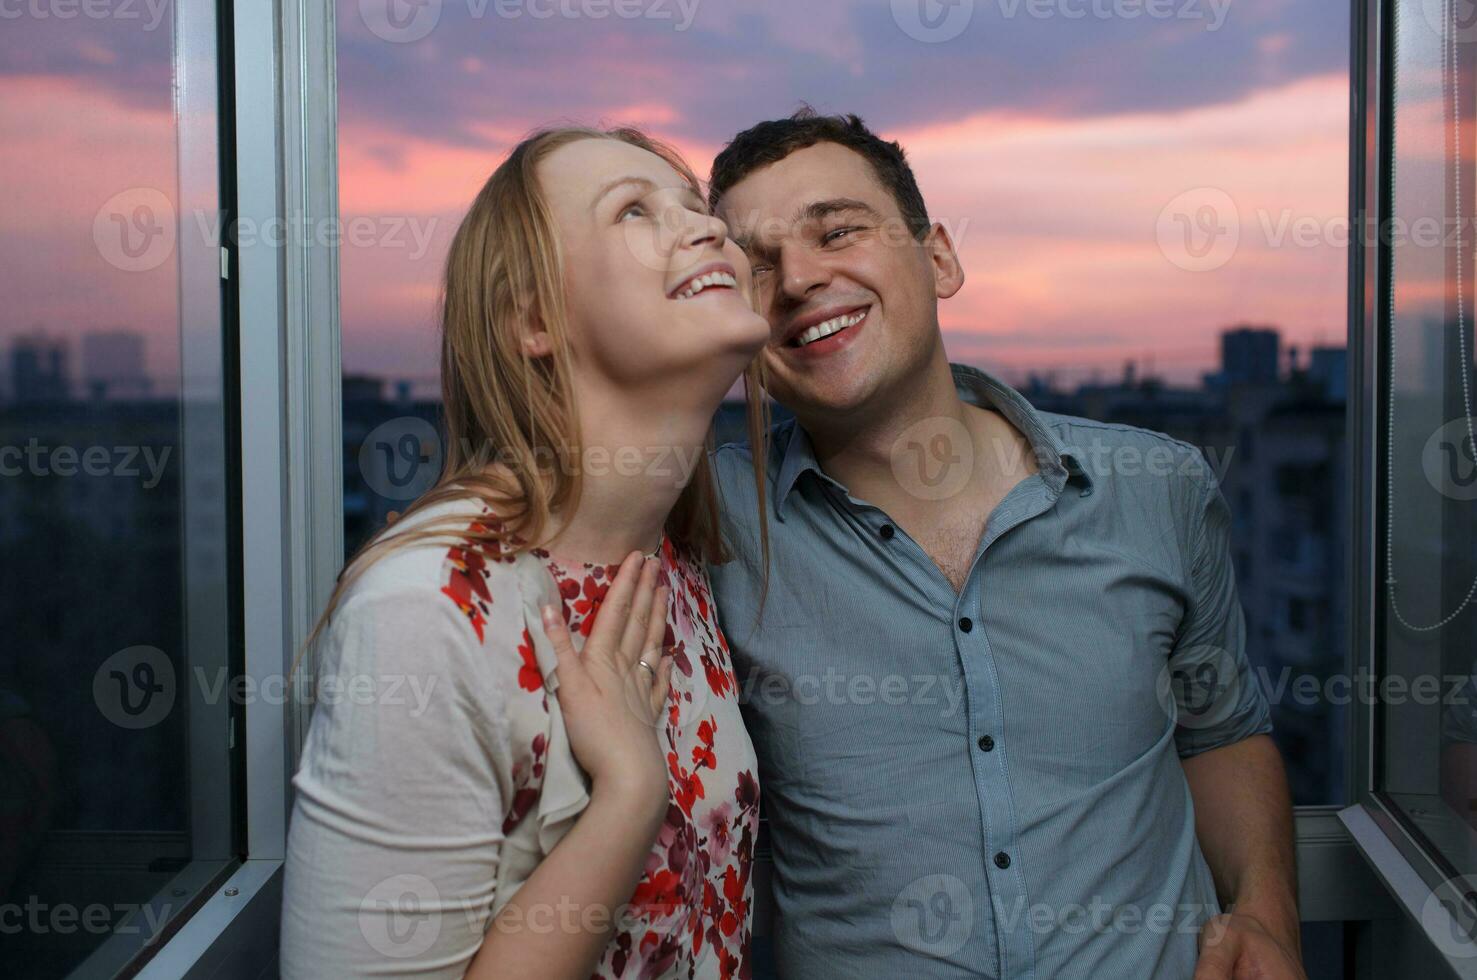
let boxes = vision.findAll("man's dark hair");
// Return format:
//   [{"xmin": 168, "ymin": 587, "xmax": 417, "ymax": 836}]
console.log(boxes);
[{"xmin": 708, "ymin": 107, "xmax": 932, "ymax": 240}]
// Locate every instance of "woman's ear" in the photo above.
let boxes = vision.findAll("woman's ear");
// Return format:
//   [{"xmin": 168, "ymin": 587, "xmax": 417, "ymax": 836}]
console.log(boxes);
[{"xmin": 521, "ymin": 314, "xmax": 554, "ymax": 358}]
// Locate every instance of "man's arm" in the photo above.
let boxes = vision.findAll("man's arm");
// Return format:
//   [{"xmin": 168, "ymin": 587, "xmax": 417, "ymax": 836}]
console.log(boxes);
[{"xmin": 1182, "ymin": 733, "xmax": 1304, "ymax": 975}]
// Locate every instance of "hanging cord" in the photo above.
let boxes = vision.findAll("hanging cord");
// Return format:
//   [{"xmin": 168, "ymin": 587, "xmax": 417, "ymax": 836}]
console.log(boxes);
[{"xmin": 1386, "ymin": 0, "xmax": 1477, "ymax": 633}]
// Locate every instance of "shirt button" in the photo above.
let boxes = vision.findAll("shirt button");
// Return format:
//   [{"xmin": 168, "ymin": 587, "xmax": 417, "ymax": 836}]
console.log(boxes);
[
  {"xmin": 977, "ymin": 734, "xmax": 995, "ymax": 752},
  {"xmin": 879, "ymin": 523, "xmax": 895, "ymax": 541},
  {"xmin": 958, "ymin": 617, "xmax": 973, "ymax": 633},
  {"xmin": 994, "ymin": 851, "xmax": 1011, "ymax": 870}
]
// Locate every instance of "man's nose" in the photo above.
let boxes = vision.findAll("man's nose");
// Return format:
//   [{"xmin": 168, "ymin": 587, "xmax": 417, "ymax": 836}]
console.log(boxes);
[{"xmin": 779, "ymin": 241, "xmax": 830, "ymax": 301}]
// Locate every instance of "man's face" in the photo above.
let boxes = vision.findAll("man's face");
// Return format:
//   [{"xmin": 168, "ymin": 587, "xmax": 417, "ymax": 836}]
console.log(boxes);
[{"xmin": 715, "ymin": 142, "xmax": 962, "ymax": 422}]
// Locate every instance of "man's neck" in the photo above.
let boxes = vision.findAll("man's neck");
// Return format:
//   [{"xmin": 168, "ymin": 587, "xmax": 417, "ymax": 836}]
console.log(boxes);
[
  {"xmin": 802, "ymin": 349, "xmax": 967, "ymax": 510},
  {"xmin": 800, "ymin": 354, "xmax": 1040, "ymax": 542}
]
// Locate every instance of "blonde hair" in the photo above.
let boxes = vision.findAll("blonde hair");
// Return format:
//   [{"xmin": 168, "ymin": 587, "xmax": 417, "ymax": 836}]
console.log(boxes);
[{"xmin": 303, "ymin": 125, "xmax": 772, "ymax": 664}]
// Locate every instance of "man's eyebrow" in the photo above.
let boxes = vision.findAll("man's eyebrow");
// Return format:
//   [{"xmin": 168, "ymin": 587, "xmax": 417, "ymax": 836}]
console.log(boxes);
[{"xmin": 792, "ymin": 197, "xmax": 883, "ymax": 224}]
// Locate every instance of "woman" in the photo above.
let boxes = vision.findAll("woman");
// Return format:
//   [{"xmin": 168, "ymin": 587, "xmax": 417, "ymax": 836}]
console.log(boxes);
[{"xmin": 280, "ymin": 126, "xmax": 771, "ymax": 979}]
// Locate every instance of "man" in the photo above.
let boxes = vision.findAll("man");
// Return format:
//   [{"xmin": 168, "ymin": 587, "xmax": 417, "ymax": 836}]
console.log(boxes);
[{"xmin": 705, "ymin": 109, "xmax": 1303, "ymax": 979}]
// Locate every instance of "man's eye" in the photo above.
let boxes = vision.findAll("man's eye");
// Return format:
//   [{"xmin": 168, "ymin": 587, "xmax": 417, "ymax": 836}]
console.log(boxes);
[{"xmin": 821, "ymin": 226, "xmax": 857, "ymax": 245}]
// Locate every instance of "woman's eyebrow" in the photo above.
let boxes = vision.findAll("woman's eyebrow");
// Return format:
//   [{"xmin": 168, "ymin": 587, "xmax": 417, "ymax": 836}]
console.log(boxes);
[
  {"xmin": 591, "ymin": 176, "xmax": 706, "ymax": 213},
  {"xmin": 592, "ymin": 175, "xmax": 656, "ymax": 209}
]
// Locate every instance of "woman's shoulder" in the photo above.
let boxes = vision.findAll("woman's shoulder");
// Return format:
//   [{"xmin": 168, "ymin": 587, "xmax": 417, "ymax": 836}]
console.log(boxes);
[{"xmin": 340, "ymin": 495, "xmax": 558, "ymax": 648}]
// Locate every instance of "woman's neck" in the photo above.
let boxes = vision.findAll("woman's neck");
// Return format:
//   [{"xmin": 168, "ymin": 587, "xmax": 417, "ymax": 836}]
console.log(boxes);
[{"xmin": 538, "ymin": 386, "xmax": 714, "ymax": 566}]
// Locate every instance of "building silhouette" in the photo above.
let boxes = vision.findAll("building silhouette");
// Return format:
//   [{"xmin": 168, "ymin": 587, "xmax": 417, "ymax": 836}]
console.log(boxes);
[
  {"xmin": 9, "ymin": 333, "xmax": 71, "ymax": 403},
  {"xmin": 81, "ymin": 331, "xmax": 151, "ymax": 401}
]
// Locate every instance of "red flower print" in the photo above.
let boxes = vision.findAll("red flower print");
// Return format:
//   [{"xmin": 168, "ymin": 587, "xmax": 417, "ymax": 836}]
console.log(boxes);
[
  {"xmin": 692, "ymin": 717, "xmax": 718, "ymax": 770},
  {"xmin": 667, "ymin": 752, "xmax": 706, "ymax": 817},
  {"xmin": 515, "ymin": 628, "xmax": 542, "ymax": 693},
  {"xmin": 702, "ymin": 652, "xmax": 734, "ymax": 699},
  {"xmin": 502, "ymin": 734, "xmax": 548, "ymax": 835},
  {"xmin": 719, "ymin": 945, "xmax": 742, "ymax": 980},
  {"xmin": 609, "ymin": 932, "xmax": 632, "ymax": 976},
  {"xmin": 631, "ymin": 868, "xmax": 683, "ymax": 921},
  {"xmin": 574, "ymin": 575, "xmax": 610, "ymax": 636},
  {"xmin": 702, "ymin": 801, "xmax": 734, "ymax": 866},
  {"xmin": 735, "ymin": 770, "xmax": 759, "ymax": 814}
]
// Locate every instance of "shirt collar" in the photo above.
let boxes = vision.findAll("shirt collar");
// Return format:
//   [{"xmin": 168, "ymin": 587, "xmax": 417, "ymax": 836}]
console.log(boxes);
[{"xmin": 772, "ymin": 361, "xmax": 1093, "ymax": 520}]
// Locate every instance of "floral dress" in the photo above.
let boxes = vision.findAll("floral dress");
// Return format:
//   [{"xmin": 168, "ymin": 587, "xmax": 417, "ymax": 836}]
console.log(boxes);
[{"xmin": 282, "ymin": 497, "xmax": 760, "ymax": 980}]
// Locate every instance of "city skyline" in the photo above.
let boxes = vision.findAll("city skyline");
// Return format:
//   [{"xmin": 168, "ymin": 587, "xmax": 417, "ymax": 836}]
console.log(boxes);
[{"xmin": 0, "ymin": 321, "xmax": 1348, "ymax": 403}]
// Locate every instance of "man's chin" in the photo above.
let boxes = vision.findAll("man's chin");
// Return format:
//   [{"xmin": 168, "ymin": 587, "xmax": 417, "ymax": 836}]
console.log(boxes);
[{"xmin": 772, "ymin": 376, "xmax": 879, "ymax": 424}]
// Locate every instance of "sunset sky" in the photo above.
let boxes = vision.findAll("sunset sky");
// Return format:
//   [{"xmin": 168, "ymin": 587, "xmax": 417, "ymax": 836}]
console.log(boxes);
[{"xmin": 1, "ymin": 0, "xmax": 1351, "ymax": 391}]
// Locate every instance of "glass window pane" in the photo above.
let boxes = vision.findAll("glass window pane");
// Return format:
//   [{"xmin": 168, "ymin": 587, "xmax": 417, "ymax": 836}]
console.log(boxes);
[
  {"xmin": 1382, "ymin": 0, "xmax": 1477, "ymax": 877},
  {"xmin": 335, "ymin": 0, "xmax": 1349, "ymax": 811},
  {"xmin": 0, "ymin": 6, "xmax": 238, "ymax": 977}
]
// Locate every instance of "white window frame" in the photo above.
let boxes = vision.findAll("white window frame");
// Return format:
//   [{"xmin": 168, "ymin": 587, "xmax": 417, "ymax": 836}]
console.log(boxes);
[{"xmin": 137, "ymin": 0, "xmax": 341, "ymax": 974}]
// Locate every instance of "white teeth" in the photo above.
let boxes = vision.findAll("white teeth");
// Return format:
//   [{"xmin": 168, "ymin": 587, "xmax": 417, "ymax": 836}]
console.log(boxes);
[
  {"xmin": 794, "ymin": 310, "xmax": 866, "ymax": 346},
  {"xmin": 675, "ymin": 270, "xmax": 739, "ymax": 300}
]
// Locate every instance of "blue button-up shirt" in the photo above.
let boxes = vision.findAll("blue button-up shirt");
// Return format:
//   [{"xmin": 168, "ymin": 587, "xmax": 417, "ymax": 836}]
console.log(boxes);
[{"xmin": 708, "ymin": 363, "xmax": 1273, "ymax": 979}]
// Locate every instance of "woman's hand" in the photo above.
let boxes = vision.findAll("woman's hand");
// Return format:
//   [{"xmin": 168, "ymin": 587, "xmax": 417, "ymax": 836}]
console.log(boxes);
[{"xmin": 541, "ymin": 552, "xmax": 673, "ymax": 819}]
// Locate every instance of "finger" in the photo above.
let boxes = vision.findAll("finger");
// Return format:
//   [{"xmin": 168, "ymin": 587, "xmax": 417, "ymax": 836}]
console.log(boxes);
[
  {"xmin": 638, "ymin": 584, "xmax": 669, "ymax": 665},
  {"xmin": 618, "ymin": 558, "xmax": 660, "ymax": 667},
  {"xmin": 648, "ymin": 654, "xmax": 673, "ymax": 717},
  {"xmin": 584, "ymin": 551, "xmax": 644, "ymax": 664},
  {"xmin": 541, "ymin": 605, "xmax": 579, "ymax": 682},
  {"xmin": 1192, "ymin": 929, "xmax": 1238, "ymax": 980}
]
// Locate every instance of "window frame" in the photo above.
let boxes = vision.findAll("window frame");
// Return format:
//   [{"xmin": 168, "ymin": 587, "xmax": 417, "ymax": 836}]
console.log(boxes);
[
  {"xmin": 1340, "ymin": 0, "xmax": 1477, "ymax": 975},
  {"xmin": 55, "ymin": 0, "xmax": 245, "ymax": 973},
  {"xmin": 137, "ymin": 0, "xmax": 342, "ymax": 974}
]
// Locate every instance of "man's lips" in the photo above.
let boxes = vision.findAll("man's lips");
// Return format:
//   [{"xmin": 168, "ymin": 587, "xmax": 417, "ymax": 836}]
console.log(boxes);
[{"xmin": 781, "ymin": 304, "xmax": 872, "ymax": 347}]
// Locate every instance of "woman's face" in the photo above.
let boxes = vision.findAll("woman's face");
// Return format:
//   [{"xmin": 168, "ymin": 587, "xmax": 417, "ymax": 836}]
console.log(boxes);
[{"xmin": 537, "ymin": 138, "xmax": 769, "ymax": 398}]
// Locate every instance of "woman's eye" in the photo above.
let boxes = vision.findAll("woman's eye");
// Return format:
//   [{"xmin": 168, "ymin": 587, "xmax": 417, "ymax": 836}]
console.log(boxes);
[{"xmin": 618, "ymin": 203, "xmax": 647, "ymax": 221}]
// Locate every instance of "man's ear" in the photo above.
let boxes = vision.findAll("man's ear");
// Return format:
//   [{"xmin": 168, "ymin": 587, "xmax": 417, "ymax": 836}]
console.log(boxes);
[{"xmin": 922, "ymin": 222, "xmax": 965, "ymax": 300}]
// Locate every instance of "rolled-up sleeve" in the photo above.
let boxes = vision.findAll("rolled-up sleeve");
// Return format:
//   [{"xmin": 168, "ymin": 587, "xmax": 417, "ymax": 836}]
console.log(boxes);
[
  {"xmin": 1170, "ymin": 452, "xmax": 1275, "ymax": 758},
  {"xmin": 281, "ymin": 586, "xmax": 507, "ymax": 978}
]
